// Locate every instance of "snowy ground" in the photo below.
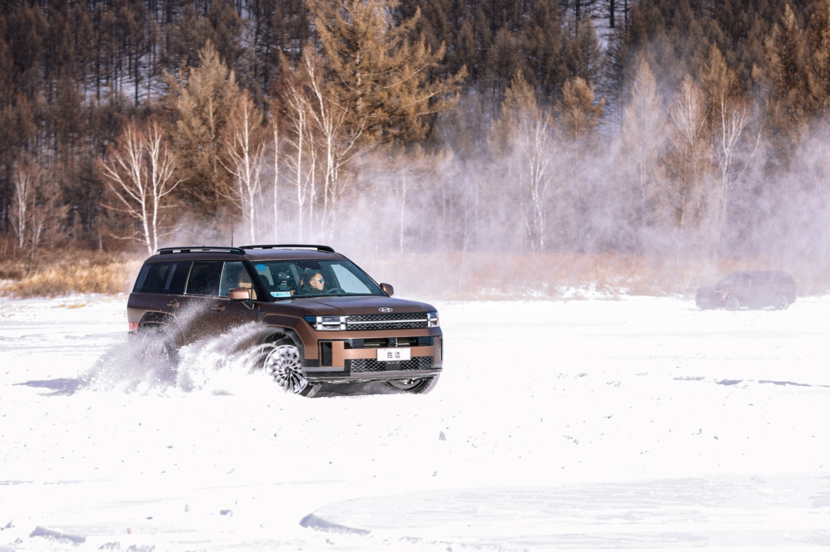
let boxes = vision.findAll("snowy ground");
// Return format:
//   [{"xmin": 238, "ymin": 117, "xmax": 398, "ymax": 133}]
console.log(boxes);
[{"xmin": 2, "ymin": 293, "xmax": 830, "ymax": 551}]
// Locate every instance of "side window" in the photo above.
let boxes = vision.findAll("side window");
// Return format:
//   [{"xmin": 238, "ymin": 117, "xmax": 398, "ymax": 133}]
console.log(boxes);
[
  {"xmin": 254, "ymin": 263, "xmax": 274, "ymax": 288},
  {"xmin": 133, "ymin": 261, "xmax": 191, "ymax": 294},
  {"xmin": 330, "ymin": 263, "xmax": 371, "ymax": 293},
  {"xmin": 219, "ymin": 262, "xmax": 254, "ymax": 297},
  {"xmin": 135, "ymin": 263, "xmax": 171, "ymax": 293},
  {"xmin": 186, "ymin": 261, "xmax": 223, "ymax": 296},
  {"xmin": 167, "ymin": 261, "xmax": 191, "ymax": 295},
  {"xmin": 133, "ymin": 264, "xmax": 151, "ymax": 292}
]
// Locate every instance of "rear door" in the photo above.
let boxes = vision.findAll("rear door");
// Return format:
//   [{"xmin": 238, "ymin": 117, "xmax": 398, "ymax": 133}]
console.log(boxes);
[
  {"xmin": 128, "ymin": 260, "xmax": 191, "ymax": 337},
  {"xmin": 177, "ymin": 260, "xmax": 260, "ymax": 342}
]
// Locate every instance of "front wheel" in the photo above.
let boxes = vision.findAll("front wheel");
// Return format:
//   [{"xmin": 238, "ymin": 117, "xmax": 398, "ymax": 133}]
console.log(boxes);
[
  {"xmin": 774, "ymin": 293, "xmax": 789, "ymax": 310},
  {"xmin": 261, "ymin": 339, "xmax": 319, "ymax": 397},
  {"xmin": 725, "ymin": 295, "xmax": 741, "ymax": 311},
  {"xmin": 384, "ymin": 376, "xmax": 439, "ymax": 394}
]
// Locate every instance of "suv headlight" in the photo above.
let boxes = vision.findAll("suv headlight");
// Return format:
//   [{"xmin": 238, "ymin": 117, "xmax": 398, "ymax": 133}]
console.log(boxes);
[
  {"xmin": 427, "ymin": 311, "xmax": 440, "ymax": 328},
  {"xmin": 304, "ymin": 315, "xmax": 346, "ymax": 331}
]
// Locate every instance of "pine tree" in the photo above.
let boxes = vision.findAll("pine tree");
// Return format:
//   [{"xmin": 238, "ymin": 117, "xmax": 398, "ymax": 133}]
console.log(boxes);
[
  {"xmin": 621, "ymin": 58, "xmax": 666, "ymax": 233},
  {"xmin": 665, "ymin": 74, "xmax": 712, "ymax": 233},
  {"xmin": 163, "ymin": 43, "xmax": 241, "ymax": 220},
  {"xmin": 306, "ymin": 0, "xmax": 465, "ymax": 147},
  {"xmin": 491, "ymin": 70, "xmax": 556, "ymax": 253},
  {"xmin": 755, "ymin": 4, "xmax": 809, "ymax": 168},
  {"xmin": 807, "ymin": 0, "xmax": 830, "ymax": 117}
]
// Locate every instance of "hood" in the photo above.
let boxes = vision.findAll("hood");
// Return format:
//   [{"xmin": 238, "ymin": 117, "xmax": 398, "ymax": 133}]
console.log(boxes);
[{"xmin": 266, "ymin": 295, "xmax": 436, "ymax": 317}]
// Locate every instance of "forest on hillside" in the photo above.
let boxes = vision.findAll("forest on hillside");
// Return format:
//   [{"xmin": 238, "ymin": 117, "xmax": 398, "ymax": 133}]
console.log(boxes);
[{"xmin": 2, "ymin": 0, "xmax": 830, "ymax": 276}]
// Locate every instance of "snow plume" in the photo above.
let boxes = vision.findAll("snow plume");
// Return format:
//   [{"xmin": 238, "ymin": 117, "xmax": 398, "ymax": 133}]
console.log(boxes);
[
  {"xmin": 81, "ymin": 322, "xmax": 270, "ymax": 397},
  {"xmin": 174, "ymin": 322, "xmax": 265, "ymax": 395}
]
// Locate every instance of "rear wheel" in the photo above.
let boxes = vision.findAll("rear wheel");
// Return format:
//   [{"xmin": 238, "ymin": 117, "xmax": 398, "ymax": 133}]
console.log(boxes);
[
  {"xmin": 261, "ymin": 339, "xmax": 319, "ymax": 397},
  {"xmin": 384, "ymin": 376, "xmax": 439, "ymax": 394},
  {"xmin": 726, "ymin": 295, "xmax": 741, "ymax": 311},
  {"xmin": 774, "ymin": 293, "xmax": 790, "ymax": 310},
  {"xmin": 138, "ymin": 324, "xmax": 178, "ymax": 367}
]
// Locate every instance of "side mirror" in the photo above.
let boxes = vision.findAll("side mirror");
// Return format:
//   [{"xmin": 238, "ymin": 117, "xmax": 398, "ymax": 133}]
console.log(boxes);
[
  {"xmin": 228, "ymin": 287, "xmax": 252, "ymax": 300},
  {"xmin": 380, "ymin": 283, "xmax": 394, "ymax": 297}
]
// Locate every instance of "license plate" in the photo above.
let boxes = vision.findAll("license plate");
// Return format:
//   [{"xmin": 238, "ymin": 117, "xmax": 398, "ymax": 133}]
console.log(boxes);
[{"xmin": 376, "ymin": 348, "xmax": 411, "ymax": 362}]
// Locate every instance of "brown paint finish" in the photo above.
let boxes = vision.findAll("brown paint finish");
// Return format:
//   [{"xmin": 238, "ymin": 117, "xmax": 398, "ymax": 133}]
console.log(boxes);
[{"xmin": 129, "ymin": 245, "xmax": 443, "ymax": 388}]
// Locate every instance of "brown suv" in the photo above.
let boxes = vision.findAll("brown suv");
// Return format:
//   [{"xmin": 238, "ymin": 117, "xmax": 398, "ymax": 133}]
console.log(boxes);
[
  {"xmin": 127, "ymin": 245, "xmax": 442, "ymax": 396},
  {"xmin": 695, "ymin": 270, "xmax": 796, "ymax": 311}
]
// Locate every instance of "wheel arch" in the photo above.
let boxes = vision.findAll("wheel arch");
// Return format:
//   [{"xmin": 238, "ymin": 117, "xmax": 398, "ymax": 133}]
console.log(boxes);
[
  {"xmin": 257, "ymin": 326, "xmax": 303, "ymax": 352},
  {"xmin": 138, "ymin": 311, "xmax": 184, "ymax": 345}
]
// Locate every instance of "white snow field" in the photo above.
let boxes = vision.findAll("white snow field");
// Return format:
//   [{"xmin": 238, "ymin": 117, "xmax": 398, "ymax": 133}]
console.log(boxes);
[{"xmin": 2, "ymin": 293, "xmax": 830, "ymax": 551}]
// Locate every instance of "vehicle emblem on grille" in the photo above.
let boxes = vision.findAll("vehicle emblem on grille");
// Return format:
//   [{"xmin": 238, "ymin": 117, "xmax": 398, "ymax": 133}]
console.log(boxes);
[{"xmin": 378, "ymin": 307, "xmax": 393, "ymax": 312}]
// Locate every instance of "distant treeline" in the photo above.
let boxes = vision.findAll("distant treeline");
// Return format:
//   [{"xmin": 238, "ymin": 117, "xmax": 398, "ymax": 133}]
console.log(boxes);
[{"xmin": 2, "ymin": 0, "xmax": 830, "ymax": 270}]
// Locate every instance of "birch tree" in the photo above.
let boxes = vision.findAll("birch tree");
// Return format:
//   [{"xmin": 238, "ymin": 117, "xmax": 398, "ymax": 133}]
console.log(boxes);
[
  {"xmin": 10, "ymin": 161, "xmax": 36, "ymax": 250},
  {"xmin": 666, "ymin": 75, "xmax": 710, "ymax": 231},
  {"xmin": 280, "ymin": 63, "xmax": 316, "ymax": 241},
  {"xmin": 10, "ymin": 159, "xmax": 69, "ymax": 258},
  {"xmin": 703, "ymin": 46, "xmax": 759, "ymax": 258},
  {"xmin": 494, "ymin": 71, "xmax": 557, "ymax": 253},
  {"xmin": 223, "ymin": 90, "xmax": 266, "ymax": 244},
  {"xmin": 712, "ymin": 99, "xmax": 755, "ymax": 259},
  {"xmin": 268, "ymin": 111, "xmax": 283, "ymax": 242},
  {"xmin": 100, "ymin": 120, "xmax": 183, "ymax": 254}
]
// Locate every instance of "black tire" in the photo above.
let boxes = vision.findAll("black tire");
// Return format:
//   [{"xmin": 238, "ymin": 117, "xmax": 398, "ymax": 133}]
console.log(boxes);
[
  {"xmin": 725, "ymin": 295, "xmax": 741, "ymax": 311},
  {"xmin": 260, "ymin": 338, "xmax": 319, "ymax": 397},
  {"xmin": 774, "ymin": 293, "xmax": 789, "ymax": 310},
  {"xmin": 384, "ymin": 376, "xmax": 439, "ymax": 394},
  {"xmin": 138, "ymin": 324, "xmax": 179, "ymax": 367}
]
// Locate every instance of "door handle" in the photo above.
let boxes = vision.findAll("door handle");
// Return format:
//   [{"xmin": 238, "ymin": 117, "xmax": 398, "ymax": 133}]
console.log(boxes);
[
  {"xmin": 212, "ymin": 305, "xmax": 225, "ymax": 312},
  {"xmin": 167, "ymin": 300, "xmax": 180, "ymax": 308}
]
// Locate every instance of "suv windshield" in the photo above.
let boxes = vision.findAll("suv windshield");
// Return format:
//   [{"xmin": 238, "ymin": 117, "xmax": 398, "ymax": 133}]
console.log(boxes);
[{"xmin": 252, "ymin": 259, "xmax": 384, "ymax": 300}]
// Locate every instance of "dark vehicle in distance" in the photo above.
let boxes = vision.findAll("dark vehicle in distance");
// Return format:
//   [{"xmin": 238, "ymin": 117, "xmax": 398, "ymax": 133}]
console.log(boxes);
[
  {"xmin": 695, "ymin": 271, "xmax": 796, "ymax": 311},
  {"xmin": 127, "ymin": 245, "xmax": 442, "ymax": 397}
]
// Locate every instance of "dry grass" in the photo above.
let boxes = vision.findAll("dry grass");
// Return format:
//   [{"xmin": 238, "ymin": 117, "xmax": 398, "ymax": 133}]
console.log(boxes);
[
  {"xmin": 2, "ymin": 247, "xmax": 829, "ymax": 299},
  {"xmin": 0, "ymin": 249, "xmax": 142, "ymax": 298}
]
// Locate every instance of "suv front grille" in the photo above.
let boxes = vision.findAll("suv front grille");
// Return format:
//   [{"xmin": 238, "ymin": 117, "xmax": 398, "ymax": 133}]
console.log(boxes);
[
  {"xmin": 348, "ymin": 356, "xmax": 434, "ymax": 373},
  {"xmin": 346, "ymin": 313, "xmax": 428, "ymax": 331}
]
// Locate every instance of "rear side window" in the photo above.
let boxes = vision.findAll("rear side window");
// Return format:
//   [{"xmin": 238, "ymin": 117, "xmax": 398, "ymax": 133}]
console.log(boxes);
[
  {"xmin": 186, "ymin": 261, "xmax": 223, "ymax": 296},
  {"xmin": 133, "ymin": 261, "xmax": 191, "ymax": 294}
]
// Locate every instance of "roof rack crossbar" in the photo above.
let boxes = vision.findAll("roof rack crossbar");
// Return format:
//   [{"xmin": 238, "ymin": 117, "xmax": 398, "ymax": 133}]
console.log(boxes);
[
  {"xmin": 239, "ymin": 244, "xmax": 335, "ymax": 253},
  {"xmin": 157, "ymin": 246, "xmax": 246, "ymax": 255}
]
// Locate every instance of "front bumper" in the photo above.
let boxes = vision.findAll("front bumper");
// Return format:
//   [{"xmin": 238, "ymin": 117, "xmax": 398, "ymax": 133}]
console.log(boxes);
[
  {"xmin": 307, "ymin": 368, "xmax": 443, "ymax": 384},
  {"xmin": 301, "ymin": 331, "xmax": 443, "ymax": 383},
  {"xmin": 695, "ymin": 293, "xmax": 725, "ymax": 309}
]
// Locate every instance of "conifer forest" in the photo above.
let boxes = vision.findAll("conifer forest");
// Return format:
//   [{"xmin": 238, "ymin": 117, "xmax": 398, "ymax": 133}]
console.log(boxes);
[{"xmin": 2, "ymin": 0, "xmax": 830, "ymax": 278}]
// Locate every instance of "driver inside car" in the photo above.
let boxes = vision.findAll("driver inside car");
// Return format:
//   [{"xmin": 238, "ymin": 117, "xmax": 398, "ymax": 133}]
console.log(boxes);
[
  {"xmin": 308, "ymin": 272, "xmax": 325, "ymax": 292},
  {"xmin": 296, "ymin": 269, "xmax": 326, "ymax": 295}
]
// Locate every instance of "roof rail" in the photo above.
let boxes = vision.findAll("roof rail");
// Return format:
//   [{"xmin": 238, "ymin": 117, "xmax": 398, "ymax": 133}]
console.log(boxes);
[
  {"xmin": 157, "ymin": 246, "xmax": 246, "ymax": 255},
  {"xmin": 239, "ymin": 244, "xmax": 336, "ymax": 253}
]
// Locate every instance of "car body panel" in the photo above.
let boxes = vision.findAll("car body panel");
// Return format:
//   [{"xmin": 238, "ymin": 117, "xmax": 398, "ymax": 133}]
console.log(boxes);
[
  {"xmin": 695, "ymin": 271, "xmax": 796, "ymax": 310},
  {"xmin": 128, "ymin": 245, "xmax": 443, "ymax": 388}
]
